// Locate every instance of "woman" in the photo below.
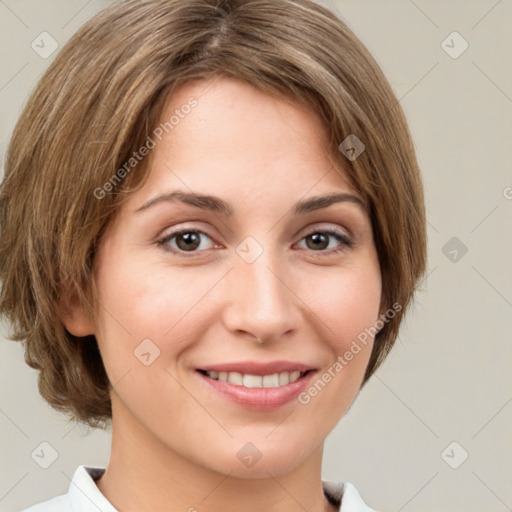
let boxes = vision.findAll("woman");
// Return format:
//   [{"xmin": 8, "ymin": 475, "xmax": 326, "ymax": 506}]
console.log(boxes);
[{"xmin": 0, "ymin": 1, "xmax": 427, "ymax": 510}]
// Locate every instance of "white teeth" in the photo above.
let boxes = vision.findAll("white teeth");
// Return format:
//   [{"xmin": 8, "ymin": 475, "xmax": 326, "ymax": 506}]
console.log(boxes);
[
  {"xmin": 228, "ymin": 372, "xmax": 243, "ymax": 386},
  {"xmin": 262, "ymin": 374, "xmax": 279, "ymax": 387},
  {"xmin": 243, "ymin": 374, "xmax": 262, "ymax": 387},
  {"xmin": 204, "ymin": 370, "xmax": 304, "ymax": 387}
]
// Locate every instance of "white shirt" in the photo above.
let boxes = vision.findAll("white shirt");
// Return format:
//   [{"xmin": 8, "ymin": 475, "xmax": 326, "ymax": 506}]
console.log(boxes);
[{"xmin": 19, "ymin": 465, "xmax": 380, "ymax": 512}]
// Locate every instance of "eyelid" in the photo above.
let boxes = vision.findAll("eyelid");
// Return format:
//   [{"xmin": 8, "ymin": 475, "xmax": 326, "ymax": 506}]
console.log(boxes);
[{"xmin": 299, "ymin": 223, "xmax": 351, "ymax": 240}]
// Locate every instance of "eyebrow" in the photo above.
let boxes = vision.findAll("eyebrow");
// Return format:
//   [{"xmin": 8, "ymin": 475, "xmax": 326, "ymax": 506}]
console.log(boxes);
[{"xmin": 134, "ymin": 190, "xmax": 366, "ymax": 216}]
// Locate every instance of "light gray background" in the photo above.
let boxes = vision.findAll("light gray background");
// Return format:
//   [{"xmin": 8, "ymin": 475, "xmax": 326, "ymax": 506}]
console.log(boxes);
[{"xmin": 1, "ymin": 1, "xmax": 511, "ymax": 511}]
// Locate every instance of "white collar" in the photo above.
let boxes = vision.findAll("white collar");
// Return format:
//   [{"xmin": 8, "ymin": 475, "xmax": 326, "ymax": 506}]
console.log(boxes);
[
  {"xmin": 67, "ymin": 466, "xmax": 118, "ymax": 512},
  {"xmin": 22, "ymin": 465, "xmax": 380, "ymax": 512}
]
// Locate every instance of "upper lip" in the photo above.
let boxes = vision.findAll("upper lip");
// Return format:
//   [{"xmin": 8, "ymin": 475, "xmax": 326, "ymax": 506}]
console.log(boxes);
[{"xmin": 197, "ymin": 360, "xmax": 316, "ymax": 376}]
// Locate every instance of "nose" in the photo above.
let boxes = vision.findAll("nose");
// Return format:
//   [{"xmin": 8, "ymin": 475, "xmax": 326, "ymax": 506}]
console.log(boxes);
[{"xmin": 221, "ymin": 248, "xmax": 302, "ymax": 344}]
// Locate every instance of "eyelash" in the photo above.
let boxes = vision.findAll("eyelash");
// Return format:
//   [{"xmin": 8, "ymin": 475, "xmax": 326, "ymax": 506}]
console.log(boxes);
[{"xmin": 156, "ymin": 227, "xmax": 353, "ymax": 257}]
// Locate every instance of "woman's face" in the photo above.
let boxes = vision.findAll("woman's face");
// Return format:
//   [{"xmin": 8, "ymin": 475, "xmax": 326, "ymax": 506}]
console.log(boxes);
[{"xmin": 88, "ymin": 76, "xmax": 382, "ymax": 477}]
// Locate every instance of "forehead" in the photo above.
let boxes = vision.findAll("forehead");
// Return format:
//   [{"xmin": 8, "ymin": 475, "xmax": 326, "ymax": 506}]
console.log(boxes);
[{"xmin": 128, "ymin": 76, "xmax": 361, "ymax": 209}]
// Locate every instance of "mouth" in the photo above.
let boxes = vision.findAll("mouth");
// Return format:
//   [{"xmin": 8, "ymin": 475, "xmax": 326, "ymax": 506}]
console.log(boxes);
[
  {"xmin": 195, "ymin": 366, "xmax": 317, "ymax": 411},
  {"xmin": 196, "ymin": 368, "xmax": 314, "ymax": 388}
]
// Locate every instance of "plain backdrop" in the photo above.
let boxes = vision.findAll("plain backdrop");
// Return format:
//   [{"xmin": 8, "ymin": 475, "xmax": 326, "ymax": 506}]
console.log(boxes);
[{"xmin": 0, "ymin": 1, "xmax": 511, "ymax": 511}]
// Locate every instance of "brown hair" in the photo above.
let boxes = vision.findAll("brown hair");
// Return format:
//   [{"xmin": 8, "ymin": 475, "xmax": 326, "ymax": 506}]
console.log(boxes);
[{"xmin": 0, "ymin": 0, "xmax": 427, "ymax": 428}]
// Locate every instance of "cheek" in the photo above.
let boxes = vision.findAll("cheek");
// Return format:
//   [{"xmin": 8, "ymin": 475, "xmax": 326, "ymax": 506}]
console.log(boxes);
[
  {"xmin": 308, "ymin": 262, "xmax": 381, "ymax": 345},
  {"xmin": 92, "ymin": 249, "xmax": 215, "ymax": 370},
  {"xmin": 300, "ymin": 259, "xmax": 382, "ymax": 397},
  {"xmin": 289, "ymin": 260, "xmax": 381, "ymax": 427}
]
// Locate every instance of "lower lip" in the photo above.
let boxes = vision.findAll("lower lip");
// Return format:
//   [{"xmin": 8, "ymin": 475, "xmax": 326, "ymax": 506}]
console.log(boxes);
[{"xmin": 195, "ymin": 370, "xmax": 316, "ymax": 411}]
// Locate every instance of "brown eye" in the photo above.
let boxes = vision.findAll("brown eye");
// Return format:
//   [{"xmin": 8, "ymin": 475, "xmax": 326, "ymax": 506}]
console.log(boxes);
[
  {"xmin": 158, "ymin": 230, "xmax": 215, "ymax": 254},
  {"xmin": 305, "ymin": 232, "xmax": 330, "ymax": 250},
  {"xmin": 175, "ymin": 231, "xmax": 202, "ymax": 251},
  {"xmin": 298, "ymin": 229, "xmax": 353, "ymax": 254}
]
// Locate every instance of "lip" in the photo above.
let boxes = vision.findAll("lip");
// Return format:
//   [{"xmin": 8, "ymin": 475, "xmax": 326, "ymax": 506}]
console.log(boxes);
[
  {"xmin": 195, "ymin": 368, "xmax": 317, "ymax": 411},
  {"xmin": 197, "ymin": 360, "xmax": 316, "ymax": 375}
]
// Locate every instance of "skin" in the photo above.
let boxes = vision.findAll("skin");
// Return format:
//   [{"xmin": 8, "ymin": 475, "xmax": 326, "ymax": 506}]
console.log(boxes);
[{"xmin": 63, "ymin": 76, "xmax": 382, "ymax": 512}]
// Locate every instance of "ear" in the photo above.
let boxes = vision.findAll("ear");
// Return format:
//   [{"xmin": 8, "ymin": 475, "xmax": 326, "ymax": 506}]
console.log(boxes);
[{"xmin": 58, "ymin": 288, "xmax": 95, "ymax": 337}]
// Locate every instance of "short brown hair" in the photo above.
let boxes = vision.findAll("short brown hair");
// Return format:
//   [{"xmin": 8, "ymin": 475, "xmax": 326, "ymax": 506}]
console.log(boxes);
[{"xmin": 0, "ymin": 0, "xmax": 427, "ymax": 428}]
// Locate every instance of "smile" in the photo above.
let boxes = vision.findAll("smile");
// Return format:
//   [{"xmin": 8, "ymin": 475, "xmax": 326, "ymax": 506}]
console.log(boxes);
[
  {"xmin": 197, "ymin": 369, "xmax": 310, "ymax": 388},
  {"xmin": 195, "ymin": 368, "xmax": 317, "ymax": 411}
]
